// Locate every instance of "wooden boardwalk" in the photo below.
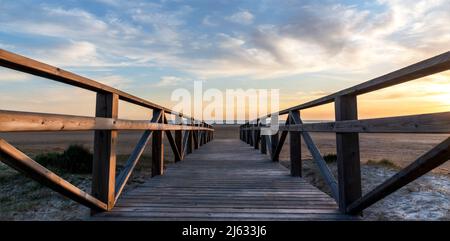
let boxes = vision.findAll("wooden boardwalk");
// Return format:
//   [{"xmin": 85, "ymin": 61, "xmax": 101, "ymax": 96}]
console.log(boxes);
[{"xmin": 93, "ymin": 139, "xmax": 355, "ymax": 221}]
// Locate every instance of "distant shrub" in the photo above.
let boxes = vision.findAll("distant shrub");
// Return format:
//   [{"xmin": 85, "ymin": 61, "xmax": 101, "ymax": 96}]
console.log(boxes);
[
  {"xmin": 323, "ymin": 153, "xmax": 337, "ymax": 163},
  {"xmin": 35, "ymin": 145, "xmax": 92, "ymax": 174},
  {"xmin": 366, "ymin": 159, "xmax": 399, "ymax": 169}
]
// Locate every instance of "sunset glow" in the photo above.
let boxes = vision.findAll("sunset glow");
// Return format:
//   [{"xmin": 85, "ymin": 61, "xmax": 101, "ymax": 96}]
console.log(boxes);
[{"xmin": 0, "ymin": 0, "xmax": 449, "ymax": 120}]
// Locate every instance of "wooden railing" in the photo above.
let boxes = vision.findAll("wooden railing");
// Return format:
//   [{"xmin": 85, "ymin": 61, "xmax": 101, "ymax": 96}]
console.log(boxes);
[
  {"xmin": 240, "ymin": 51, "xmax": 450, "ymax": 214},
  {"xmin": 0, "ymin": 49, "xmax": 214, "ymax": 211}
]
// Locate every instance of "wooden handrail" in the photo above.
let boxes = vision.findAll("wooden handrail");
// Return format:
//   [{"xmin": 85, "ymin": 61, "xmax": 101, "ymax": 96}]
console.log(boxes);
[
  {"xmin": 242, "ymin": 111, "xmax": 450, "ymax": 133},
  {"xmin": 0, "ymin": 110, "xmax": 214, "ymax": 132},
  {"xmin": 240, "ymin": 51, "xmax": 450, "ymax": 215},
  {"xmin": 0, "ymin": 49, "xmax": 214, "ymax": 213}
]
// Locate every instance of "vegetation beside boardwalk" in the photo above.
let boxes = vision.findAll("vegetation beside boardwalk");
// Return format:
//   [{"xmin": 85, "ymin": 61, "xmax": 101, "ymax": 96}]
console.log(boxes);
[
  {"xmin": 35, "ymin": 145, "xmax": 93, "ymax": 174},
  {"xmin": 0, "ymin": 145, "xmax": 176, "ymax": 220}
]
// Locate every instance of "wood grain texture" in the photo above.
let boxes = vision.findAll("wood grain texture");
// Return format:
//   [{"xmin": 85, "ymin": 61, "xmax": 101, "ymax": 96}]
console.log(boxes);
[
  {"xmin": 277, "ymin": 111, "xmax": 450, "ymax": 133},
  {"xmin": 0, "ymin": 109, "xmax": 213, "ymax": 132},
  {"xmin": 93, "ymin": 139, "xmax": 355, "ymax": 221},
  {"xmin": 92, "ymin": 92, "xmax": 118, "ymax": 210},
  {"xmin": 151, "ymin": 112, "xmax": 164, "ymax": 177},
  {"xmin": 0, "ymin": 138, "xmax": 107, "ymax": 211},
  {"xmin": 289, "ymin": 111, "xmax": 302, "ymax": 177},
  {"xmin": 347, "ymin": 137, "xmax": 450, "ymax": 214},
  {"xmin": 335, "ymin": 95, "xmax": 362, "ymax": 213},
  {"xmin": 114, "ymin": 110, "xmax": 162, "ymax": 202}
]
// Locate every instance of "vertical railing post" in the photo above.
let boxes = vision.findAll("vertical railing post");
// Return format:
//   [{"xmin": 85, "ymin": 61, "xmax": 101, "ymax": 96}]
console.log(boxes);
[
  {"xmin": 249, "ymin": 124, "xmax": 254, "ymax": 147},
  {"xmin": 239, "ymin": 127, "xmax": 242, "ymax": 141},
  {"xmin": 289, "ymin": 111, "xmax": 302, "ymax": 177},
  {"xmin": 92, "ymin": 92, "xmax": 118, "ymax": 211},
  {"xmin": 187, "ymin": 119, "xmax": 193, "ymax": 154},
  {"xmin": 245, "ymin": 124, "xmax": 251, "ymax": 145},
  {"xmin": 151, "ymin": 110, "xmax": 164, "ymax": 177},
  {"xmin": 199, "ymin": 123, "xmax": 204, "ymax": 146},
  {"xmin": 194, "ymin": 121, "xmax": 199, "ymax": 150},
  {"xmin": 260, "ymin": 129, "xmax": 267, "ymax": 155},
  {"xmin": 254, "ymin": 119, "xmax": 260, "ymax": 150},
  {"xmin": 202, "ymin": 123, "xmax": 206, "ymax": 145},
  {"xmin": 271, "ymin": 131, "xmax": 279, "ymax": 162},
  {"xmin": 335, "ymin": 95, "xmax": 362, "ymax": 214},
  {"xmin": 260, "ymin": 119, "xmax": 267, "ymax": 154},
  {"xmin": 175, "ymin": 115, "xmax": 183, "ymax": 162}
]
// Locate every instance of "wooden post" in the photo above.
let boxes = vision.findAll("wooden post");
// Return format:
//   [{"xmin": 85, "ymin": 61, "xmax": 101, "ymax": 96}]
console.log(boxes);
[
  {"xmin": 199, "ymin": 125, "xmax": 203, "ymax": 145},
  {"xmin": 260, "ymin": 131, "xmax": 267, "ymax": 154},
  {"xmin": 187, "ymin": 130, "xmax": 193, "ymax": 154},
  {"xmin": 92, "ymin": 92, "xmax": 118, "ymax": 211},
  {"xmin": 175, "ymin": 117, "xmax": 183, "ymax": 162},
  {"xmin": 289, "ymin": 111, "xmax": 302, "ymax": 177},
  {"xmin": 254, "ymin": 123, "xmax": 260, "ymax": 149},
  {"xmin": 271, "ymin": 132, "xmax": 279, "ymax": 162},
  {"xmin": 249, "ymin": 127, "xmax": 254, "ymax": 146},
  {"xmin": 194, "ymin": 122, "xmax": 199, "ymax": 149},
  {"xmin": 187, "ymin": 119, "xmax": 193, "ymax": 154},
  {"xmin": 151, "ymin": 110, "xmax": 164, "ymax": 177},
  {"xmin": 335, "ymin": 95, "xmax": 362, "ymax": 213}
]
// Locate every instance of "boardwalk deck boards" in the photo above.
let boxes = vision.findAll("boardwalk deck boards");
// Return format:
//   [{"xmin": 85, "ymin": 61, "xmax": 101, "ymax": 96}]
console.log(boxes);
[{"xmin": 93, "ymin": 139, "xmax": 354, "ymax": 221}]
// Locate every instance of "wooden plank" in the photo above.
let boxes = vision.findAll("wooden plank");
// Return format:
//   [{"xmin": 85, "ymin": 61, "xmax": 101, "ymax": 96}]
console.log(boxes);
[
  {"xmin": 271, "ymin": 119, "xmax": 289, "ymax": 161},
  {"xmin": 175, "ymin": 129, "xmax": 183, "ymax": 162},
  {"xmin": 289, "ymin": 111, "xmax": 302, "ymax": 177},
  {"xmin": 270, "ymin": 132, "xmax": 279, "ymax": 161},
  {"xmin": 0, "ymin": 109, "xmax": 213, "ymax": 132},
  {"xmin": 335, "ymin": 95, "xmax": 362, "ymax": 213},
  {"xmin": 193, "ymin": 124, "xmax": 199, "ymax": 149},
  {"xmin": 272, "ymin": 131, "xmax": 287, "ymax": 161},
  {"xmin": 297, "ymin": 118, "xmax": 339, "ymax": 201},
  {"xmin": 92, "ymin": 92, "xmax": 118, "ymax": 210},
  {"xmin": 347, "ymin": 137, "xmax": 450, "ymax": 214},
  {"xmin": 181, "ymin": 130, "xmax": 189, "ymax": 157},
  {"xmin": 152, "ymin": 112, "xmax": 164, "ymax": 177},
  {"xmin": 0, "ymin": 138, "xmax": 107, "ymax": 210},
  {"xmin": 265, "ymin": 135, "xmax": 273, "ymax": 157},
  {"xmin": 260, "ymin": 129, "xmax": 267, "ymax": 154},
  {"xmin": 187, "ymin": 130, "xmax": 193, "ymax": 154},
  {"xmin": 95, "ymin": 139, "xmax": 348, "ymax": 221},
  {"xmin": 278, "ymin": 111, "xmax": 450, "ymax": 133},
  {"xmin": 163, "ymin": 114, "xmax": 182, "ymax": 162},
  {"xmin": 254, "ymin": 128, "xmax": 260, "ymax": 150},
  {"xmin": 114, "ymin": 110, "xmax": 162, "ymax": 202}
]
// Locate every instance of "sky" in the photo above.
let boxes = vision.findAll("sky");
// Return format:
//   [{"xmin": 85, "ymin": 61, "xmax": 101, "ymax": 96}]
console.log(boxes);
[{"xmin": 0, "ymin": 0, "xmax": 449, "ymax": 121}]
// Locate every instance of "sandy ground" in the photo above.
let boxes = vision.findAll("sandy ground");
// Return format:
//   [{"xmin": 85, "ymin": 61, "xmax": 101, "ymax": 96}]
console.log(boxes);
[{"xmin": 1, "ymin": 125, "xmax": 449, "ymax": 220}]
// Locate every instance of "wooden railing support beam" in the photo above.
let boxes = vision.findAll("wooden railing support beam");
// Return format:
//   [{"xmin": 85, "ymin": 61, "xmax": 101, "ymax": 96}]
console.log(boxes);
[
  {"xmin": 289, "ymin": 111, "xmax": 302, "ymax": 177},
  {"xmin": 335, "ymin": 95, "xmax": 362, "ymax": 214},
  {"xmin": 92, "ymin": 92, "xmax": 118, "ymax": 211},
  {"xmin": 151, "ymin": 111, "xmax": 164, "ymax": 177}
]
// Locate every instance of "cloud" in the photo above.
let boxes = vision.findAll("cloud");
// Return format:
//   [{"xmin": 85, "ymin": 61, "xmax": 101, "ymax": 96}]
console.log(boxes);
[
  {"xmin": 0, "ymin": 69, "xmax": 32, "ymax": 82},
  {"xmin": 154, "ymin": 76, "xmax": 186, "ymax": 87},
  {"xmin": 96, "ymin": 75, "xmax": 133, "ymax": 89},
  {"xmin": 0, "ymin": 0, "xmax": 449, "ymax": 81},
  {"xmin": 226, "ymin": 10, "xmax": 254, "ymax": 25},
  {"xmin": 37, "ymin": 41, "xmax": 102, "ymax": 67},
  {"xmin": 186, "ymin": 1, "xmax": 450, "ymax": 78},
  {"xmin": 202, "ymin": 15, "xmax": 217, "ymax": 26}
]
